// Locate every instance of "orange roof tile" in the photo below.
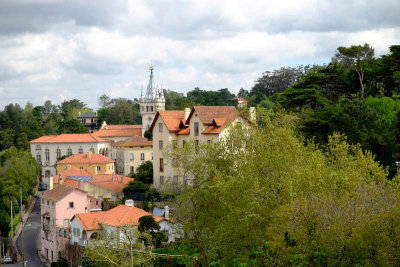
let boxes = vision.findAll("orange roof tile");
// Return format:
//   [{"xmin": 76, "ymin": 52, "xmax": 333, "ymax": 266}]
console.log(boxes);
[
  {"xmin": 42, "ymin": 184, "xmax": 86, "ymax": 202},
  {"xmin": 62, "ymin": 178, "xmax": 79, "ymax": 188},
  {"xmin": 73, "ymin": 205, "xmax": 164, "ymax": 230},
  {"xmin": 58, "ymin": 153, "xmax": 114, "ymax": 164},
  {"xmin": 149, "ymin": 111, "xmax": 185, "ymax": 133},
  {"xmin": 30, "ymin": 134, "xmax": 108, "ymax": 143},
  {"xmin": 52, "ymin": 167, "xmax": 92, "ymax": 185},
  {"xmin": 187, "ymin": 106, "xmax": 237, "ymax": 125},
  {"xmin": 113, "ymin": 136, "xmax": 152, "ymax": 147},
  {"xmin": 89, "ymin": 174, "xmax": 133, "ymax": 192},
  {"xmin": 74, "ymin": 212, "xmax": 107, "ymax": 230},
  {"xmin": 102, "ymin": 125, "xmax": 142, "ymax": 130},
  {"xmin": 93, "ymin": 128, "xmax": 142, "ymax": 138},
  {"xmin": 176, "ymin": 127, "xmax": 190, "ymax": 135}
]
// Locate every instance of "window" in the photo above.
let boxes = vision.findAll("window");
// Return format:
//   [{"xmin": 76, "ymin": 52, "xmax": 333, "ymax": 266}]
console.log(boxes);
[
  {"xmin": 183, "ymin": 140, "xmax": 186, "ymax": 148},
  {"xmin": 172, "ymin": 158, "xmax": 178, "ymax": 166},
  {"xmin": 64, "ymin": 230, "xmax": 67, "ymax": 237},
  {"xmin": 36, "ymin": 145, "xmax": 41, "ymax": 150},
  {"xmin": 79, "ymin": 166, "xmax": 84, "ymax": 170},
  {"xmin": 47, "ymin": 200, "xmax": 49, "ymax": 205},
  {"xmin": 45, "ymin": 170, "xmax": 51, "ymax": 178},
  {"xmin": 130, "ymin": 166, "xmax": 134, "ymax": 173},
  {"xmin": 159, "ymin": 122, "xmax": 163, "ymax": 132},
  {"xmin": 69, "ymin": 202, "xmax": 74, "ymax": 208},
  {"xmin": 141, "ymin": 153, "xmax": 145, "ymax": 161},
  {"xmin": 67, "ymin": 148, "xmax": 72, "ymax": 156},
  {"xmin": 56, "ymin": 148, "xmax": 61, "ymax": 159},
  {"xmin": 172, "ymin": 140, "xmax": 177, "ymax": 148},
  {"xmin": 97, "ymin": 166, "xmax": 101, "ymax": 172},
  {"xmin": 73, "ymin": 228, "xmax": 80, "ymax": 237},
  {"xmin": 96, "ymin": 201, "xmax": 98, "ymax": 205},
  {"xmin": 45, "ymin": 148, "xmax": 50, "ymax": 162},
  {"xmin": 63, "ymin": 219, "xmax": 69, "ymax": 227},
  {"xmin": 160, "ymin": 158, "xmax": 164, "ymax": 172},
  {"xmin": 78, "ymin": 148, "xmax": 83, "ymax": 154},
  {"xmin": 194, "ymin": 122, "xmax": 199, "ymax": 136},
  {"xmin": 160, "ymin": 176, "xmax": 164, "ymax": 185},
  {"xmin": 59, "ymin": 229, "xmax": 62, "ymax": 236},
  {"xmin": 207, "ymin": 140, "xmax": 212, "ymax": 145},
  {"xmin": 173, "ymin": 176, "xmax": 178, "ymax": 183},
  {"xmin": 90, "ymin": 147, "xmax": 95, "ymax": 153},
  {"xmin": 151, "ymin": 106, "xmax": 154, "ymax": 112},
  {"xmin": 184, "ymin": 176, "xmax": 188, "ymax": 185},
  {"xmin": 151, "ymin": 152, "xmax": 153, "ymax": 160},
  {"xmin": 159, "ymin": 140, "xmax": 163, "ymax": 149},
  {"xmin": 36, "ymin": 154, "xmax": 41, "ymax": 163},
  {"xmin": 130, "ymin": 153, "xmax": 134, "ymax": 161}
]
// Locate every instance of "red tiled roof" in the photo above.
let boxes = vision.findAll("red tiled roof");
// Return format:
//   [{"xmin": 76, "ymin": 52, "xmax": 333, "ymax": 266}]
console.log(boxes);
[
  {"xmin": 30, "ymin": 134, "xmax": 108, "ymax": 143},
  {"xmin": 52, "ymin": 167, "xmax": 92, "ymax": 185},
  {"xmin": 93, "ymin": 127, "xmax": 142, "ymax": 138},
  {"xmin": 89, "ymin": 174, "xmax": 133, "ymax": 192},
  {"xmin": 74, "ymin": 212, "xmax": 107, "ymax": 231},
  {"xmin": 149, "ymin": 111, "xmax": 185, "ymax": 133},
  {"xmin": 58, "ymin": 153, "xmax": 114, "ymax": 164},
  {"xmin": 187, "ymin": 106, "xmax": 237, "ymax": 125},
  {"xmin": 234, "ymin": 97, "xmax": 248, "ymax": 103},
  {"xmin": 113, "ymin": 136, "xmax": 152, "ymax": 147},
  {"xmin": 73, "ymin": 205, "xmax": 164, "ymax": 230},
  {"xmin": 176, "ymin": 127, "xmax": 190, "ymax": 135},
  {"xmin": 42, "ymin": 184, "xmax": 86, "ymax": 202}
]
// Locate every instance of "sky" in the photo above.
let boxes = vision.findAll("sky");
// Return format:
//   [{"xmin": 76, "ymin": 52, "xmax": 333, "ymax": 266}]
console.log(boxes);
[{"xmin": 0, "ymin": 0, "xmax": 399, "ymax": 110}]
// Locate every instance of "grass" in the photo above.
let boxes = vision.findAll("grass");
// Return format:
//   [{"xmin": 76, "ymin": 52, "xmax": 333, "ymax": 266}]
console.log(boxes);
[{"xmin": 8, "ymin": 213, "xmax": 20, "ymax": 237}]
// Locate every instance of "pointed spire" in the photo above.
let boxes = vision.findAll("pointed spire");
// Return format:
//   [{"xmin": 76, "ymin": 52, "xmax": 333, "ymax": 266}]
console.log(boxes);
[
  {"xmin": 140, "ymin": 85, "xmax": 143, "ymax": 99},
  {"xmin": 145, "ymin": 65, "xmax": 156, "ymax": 99}
]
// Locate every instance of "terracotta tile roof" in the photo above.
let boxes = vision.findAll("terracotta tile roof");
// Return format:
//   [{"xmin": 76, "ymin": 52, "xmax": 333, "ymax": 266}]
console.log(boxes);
[
  {"xmin": 234, "ymin": 97, "xmax": 248, "ymax": 103},
  {"xmin": 103, "ymin": 125, "xmax": 142, "ymax": 130},
  {"xmin": 73, "ymin": 205, "xmax": 164, "ymax": 230},
  {"xmin": 176, "ymin": 127, "xmax": 190, "ymax": 135},
  {"xmin": 149, "ymin": 111, "xmax": 185, "ymax": 133},
  {"xmin": 113, "ymin": 136, "xmax": 152, "ymax": 147},
  {"xmin": 58, "ymin": 153, "xmax": 114, "ymax": 164},
  {"xmin": 62, "ymin": 178, "xmax": 79, "ymax": 188},
  {"xmin": 30, "ymin": 134, "xmax": 108, "ymax": 143},
  {"xmin": 42, "ymin": 184, "xmax": 86, "ymax": 202},
  {"xmin": 74, "ymin": 212, "xmax": 107, "ymax": 231},
  {"xmin": 52, "ymin": 167, "xmax": 92, "ymax": 184},
  {"xmin": 187, "ymin": 106, "xmax": 237, "ymax": 125},
  {"xmin": 93, "ymin": 127, "xmax": 142, "ymax": 138},
  {"xmin": 89, "ymin": 174, "xmax": 133, "ymax": 192}
]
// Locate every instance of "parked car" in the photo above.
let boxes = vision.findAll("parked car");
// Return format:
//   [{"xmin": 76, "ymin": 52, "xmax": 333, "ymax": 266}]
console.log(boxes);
[{"xmin": 1, "ymin": 255, "xmax": 13, "ymax": 264}]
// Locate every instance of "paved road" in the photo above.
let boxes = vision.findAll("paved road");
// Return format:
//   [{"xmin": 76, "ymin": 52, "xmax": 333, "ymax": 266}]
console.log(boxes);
[{"xmin": 14, "ymin": 198, "xmax": 46, "ymax": 267}]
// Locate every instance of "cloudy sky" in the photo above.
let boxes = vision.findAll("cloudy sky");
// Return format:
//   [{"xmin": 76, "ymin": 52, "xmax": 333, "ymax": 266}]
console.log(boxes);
[{"xmin": 0, "ymin": 0, "xmax": 399, "ymax": 110}]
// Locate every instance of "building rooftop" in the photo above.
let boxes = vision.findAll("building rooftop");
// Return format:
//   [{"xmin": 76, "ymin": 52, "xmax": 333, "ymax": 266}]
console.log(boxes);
[
  {"xmin": 93, "ymin": 128, "xmax": 142, "ymax": 138},
  {"xmin": 113, "ymin": 136, "xmax": 152, "ymax": 147},
  {"xmin": 42, "ymin": 184, "xmax": 86, "ymax": 202},
  {"xmin": 52, "ymin": 167, "xmax": 92, "ymax": 185},
  {"xmin": 149, "ymin": 110, "xmax": 185, "ymax": 133},
  {"xmin": 188, "ymin": 106, "xmax": 237, "ymax": 125},
  {"xmin": 73, "ymin": 204, "xmax": 164, "ymax": 230},
  {"xmin": 89, "ymin": 174, "xmax": 133, "ymax": 193},
  {"xmin": 57, "ymin": 153, "xmax": 114, "ymax": 164},
  {"xmin": 77, "ymin": 113, "xmax": 97, "ymax": 118},
  {"xmin": 30, "ymin": 133, "xmax": 108, "ymax": 143}
]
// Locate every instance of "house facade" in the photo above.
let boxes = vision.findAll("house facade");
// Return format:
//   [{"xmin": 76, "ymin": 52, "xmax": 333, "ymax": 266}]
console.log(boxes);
[
  {"xmin": 40, "ymin": 185, "xmax": 100, "ymax": 263},
  {"xmin": 112, "ymin": 136, "xmax": 153, "ymax": 176},
  {"xmin": 149, "ymin": 106, "xmax": 255, "ymax": 189},
  {"xmin": 56, "ymin": 152, "xmax": 115, "ymax": 176},
  {"xmin": 77, "ymin": 113, "xmax": 98, "ymax": 132},
  {"xmin": 70, "ymin": 202, "xmax": 175, "ymax": 247},
  {"xmin": 30, "ymin": 134, "xmax": 110, "ymax": 189}
]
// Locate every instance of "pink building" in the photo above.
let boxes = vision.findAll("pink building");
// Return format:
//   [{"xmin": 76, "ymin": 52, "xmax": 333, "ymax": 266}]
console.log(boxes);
[{"xmin": 41, "ymin": 184, "xmax": 100, "ymax": 263}]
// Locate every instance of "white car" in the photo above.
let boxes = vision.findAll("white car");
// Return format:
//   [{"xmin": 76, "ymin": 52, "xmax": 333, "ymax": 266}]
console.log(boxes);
[{"xmin": 1, "ymin": 256, "xmax": 13, "ymax": 264}]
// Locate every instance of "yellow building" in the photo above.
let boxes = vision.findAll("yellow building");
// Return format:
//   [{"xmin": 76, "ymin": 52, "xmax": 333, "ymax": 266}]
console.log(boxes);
[
  {"xmin": 149, "ymin": 106, "xmax": 255, "ymax": 189},
  {"xmin": 57, "ymin": 152, "xmax": 115, "ymax": 175},
  {"xmin": 112, "ymin": 136, "xmax": 153, "ymax": 176}
]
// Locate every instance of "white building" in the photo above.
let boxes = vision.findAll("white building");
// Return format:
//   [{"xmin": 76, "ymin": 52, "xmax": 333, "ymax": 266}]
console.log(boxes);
[{"xmin": 29, "ymin": 134, "xmax": 110, "ymax": 188}]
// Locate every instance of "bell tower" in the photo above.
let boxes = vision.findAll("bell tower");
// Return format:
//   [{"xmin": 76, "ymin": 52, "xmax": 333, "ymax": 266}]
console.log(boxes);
[{"xmin": 140, "ymin": 65, "xmax": 165, "ymax": 136}]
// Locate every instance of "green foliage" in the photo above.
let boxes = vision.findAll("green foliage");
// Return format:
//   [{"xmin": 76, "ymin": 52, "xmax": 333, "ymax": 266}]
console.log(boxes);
[
  {"xmin": 167, "ymin": 110, "xmax": 396, "ymax": 265},
  {"xmin": 133, "ymin": 161, "xmax": 153, "ymax": 184},
  {"xmin": 164, "ymin": 90, "xmax": 194, "ymax": 110},
  {"xmin": 0, "ymin": 147, "xmax": 39, "ymax": 236},
  {"xmin": 187, "ymin": 87, "xmax": 236, "ymax": 106},
  {"xmin": 99, "ymin": 98, "xmax": 141, "ymax": 125},
  {"xmin": 57, "ymin": 119, "xmax": 89, "ymax": 134},
  {"xmin": 138, "ymin": 215, "xmax": 160, "ymax": 232},
  {"xmin": 51, "ymin": 257, "xmax": 68, "ymax": 267}
]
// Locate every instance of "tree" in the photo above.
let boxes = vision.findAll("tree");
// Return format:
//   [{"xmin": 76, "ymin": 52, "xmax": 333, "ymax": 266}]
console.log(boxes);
[
  {"xmin": 132, "ymin": 161, "xmax": 153, "ymax": 184},
  {"xmin": 334, "ymin": 43, "xmax": 375, "ymax": 98},
  {"xmin": 237, "ymin": 88, "xmax": 249, "ymax": 98},
  {"xmin": 57, "ymin": 119, "xmax": 89, "ymax": 134},
  {"xmin": 166, "ymin": 111, "xmax": 395, "ymax": 266},
  {"xmin": 105, "ymin": 98, "xmax": 141, "ymax": 125},
  {"xmin": 98, "ymin": 94, "xmax": 113, "ymax": 108},
  {"xmin": 84, "ymin": 225, "xmax": 154, "ymax": 267}
]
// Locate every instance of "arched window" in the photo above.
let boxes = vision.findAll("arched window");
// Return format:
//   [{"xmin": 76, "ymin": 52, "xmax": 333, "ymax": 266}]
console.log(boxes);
[{"xmin": 45, "ymin": 149, "xmax": 50, "ymax": 162}]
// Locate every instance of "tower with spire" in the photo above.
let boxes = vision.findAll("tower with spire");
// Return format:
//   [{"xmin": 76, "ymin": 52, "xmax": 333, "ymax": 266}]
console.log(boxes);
[{"xmin": 140, "ymin": 65, "xmax": 165, "ymax": 136}]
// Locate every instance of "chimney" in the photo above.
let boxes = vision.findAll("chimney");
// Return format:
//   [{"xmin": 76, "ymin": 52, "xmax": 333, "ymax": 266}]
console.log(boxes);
[
  {"xmin": 78, "ymin": 111, "xmax": 81, "ymax": 116},
  {"xmin": 78, "ymin": 180, "xmax": 84, "ymax": 190},
  {"xmin": 121, "ymin": 176, "xmax": 123, "ymax": 183},
  {"xmin": 87, "ymin": 151, "xmax": 92, "ymax": 159},
  {"xmin": 125, "ymin": 199, "xmax": 134, "ymax": 207},
  {"xmin": 164, "ymin": 206, "xmax": 170, "ymax": 220},
  {"xmin": 85, "ymin": 207, "xmax": 88, "ymax": 213},
  {"xmin": 184, "ymin": 108, "xmax": 190, "ymax": 121},
  {"xmin": 66, "ymin": 164, "xmax": 71, "ymax": 171},
  {"xmin": 58, "ymin": 174, "xmax": 62, "ymax": 185},
  {"xmin": 249, "ymin": 107, "xmax": 256, "ymax": 123}
]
